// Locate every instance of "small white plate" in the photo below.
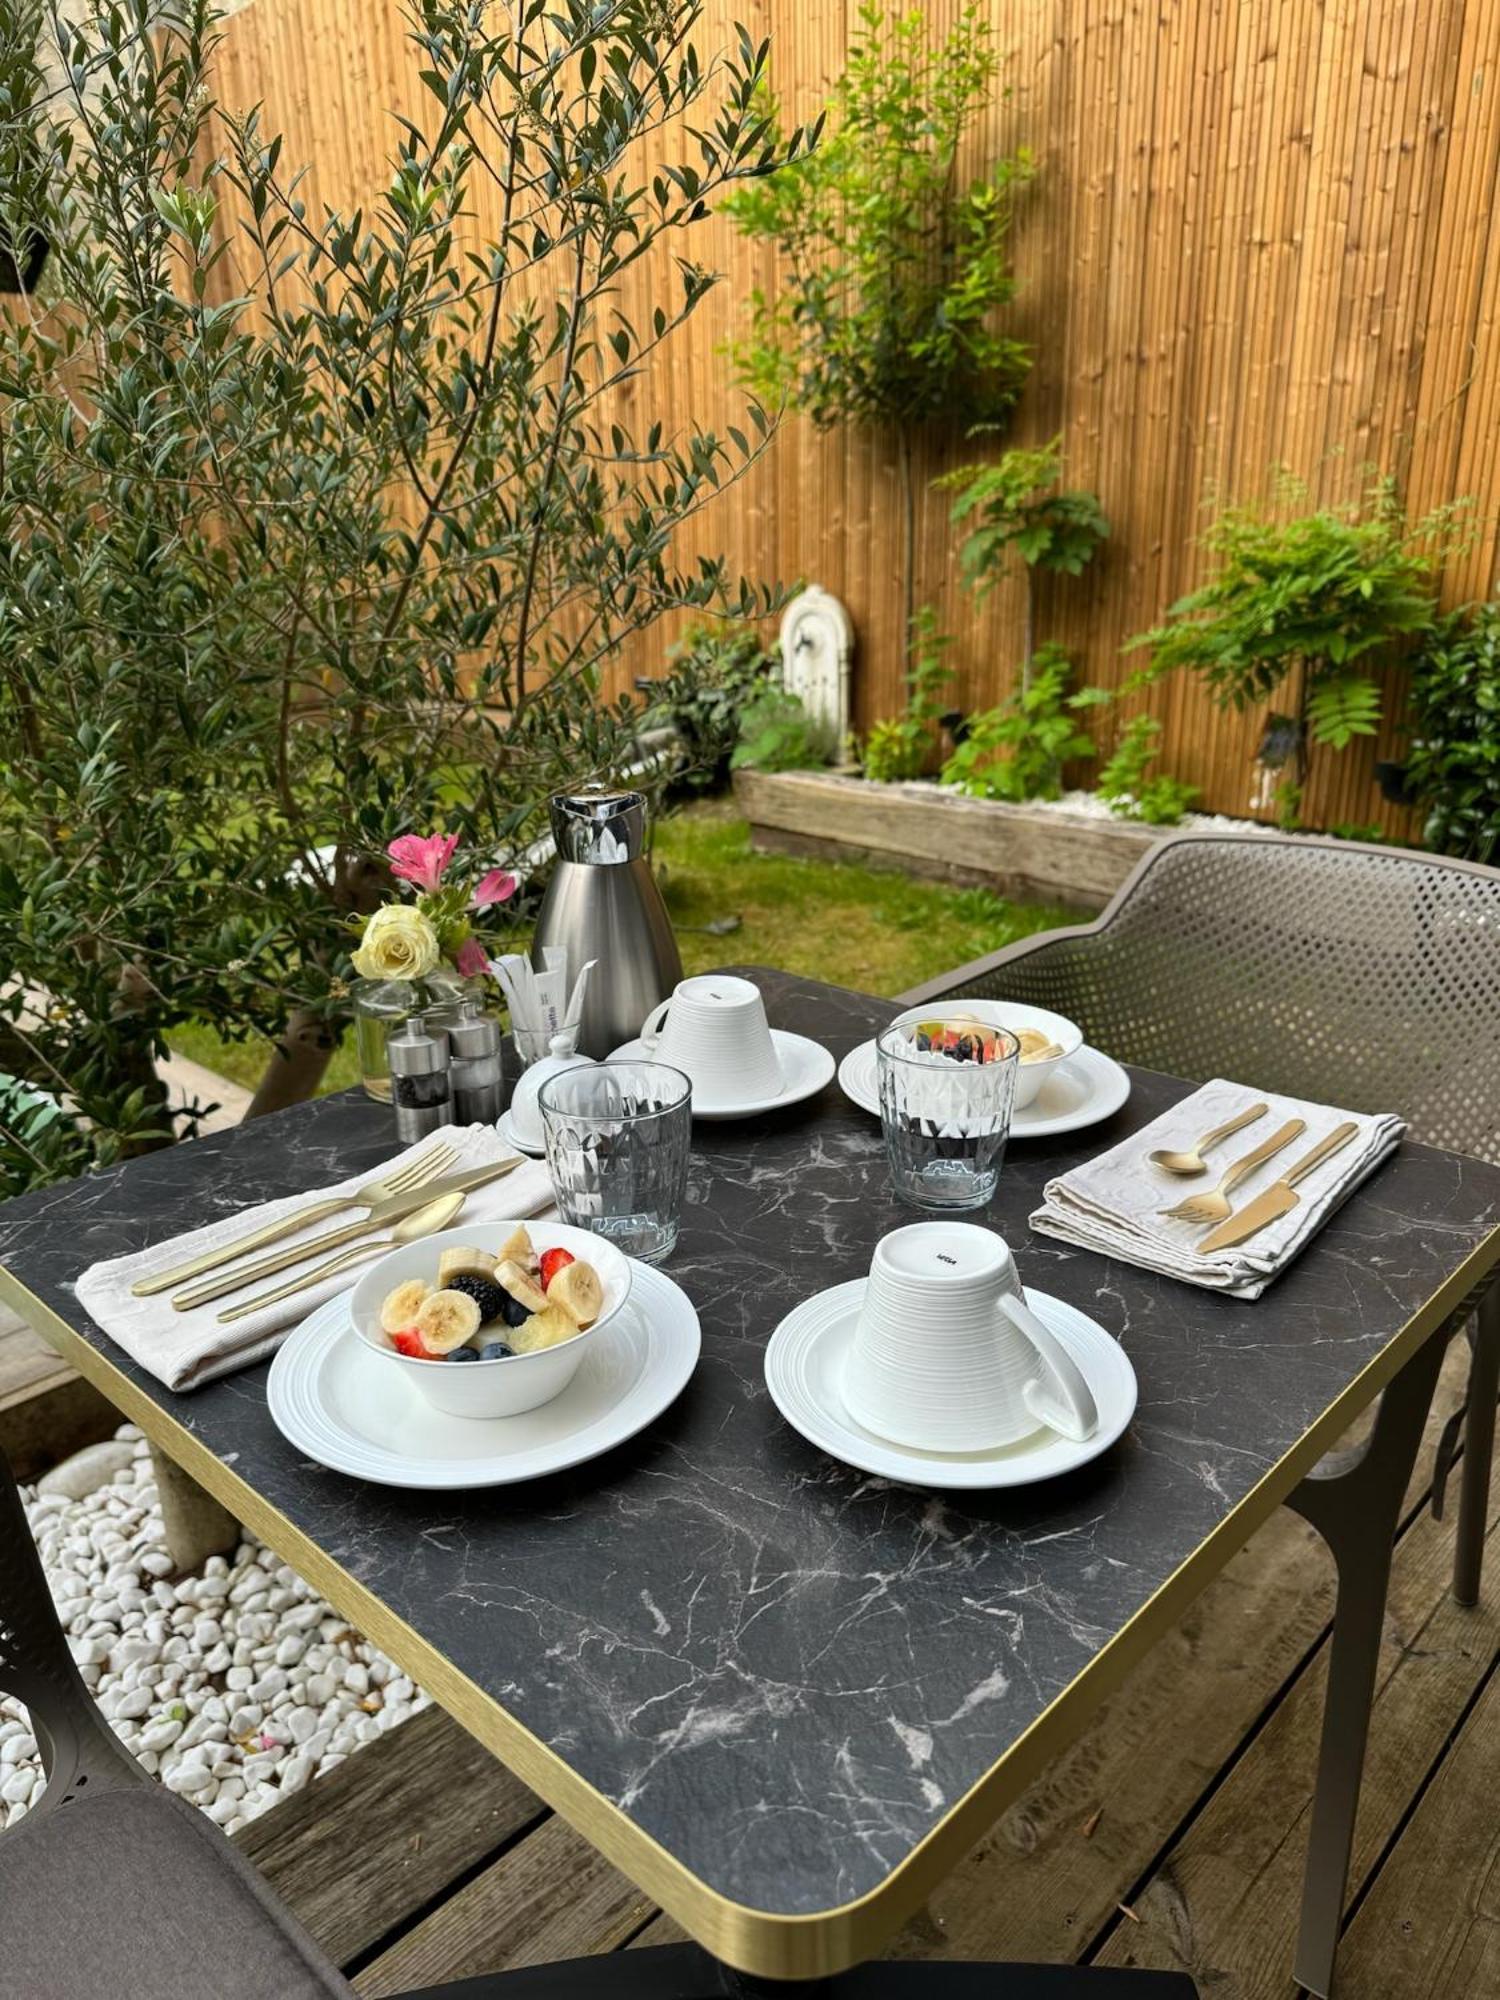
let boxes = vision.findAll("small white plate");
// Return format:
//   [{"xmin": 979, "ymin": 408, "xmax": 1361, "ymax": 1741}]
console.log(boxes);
[
  {"xmin": 764, "ymin": 1280, "xmax": 1136, "ymax": 1490},
  {"xmin": 837, "ymin": 1039, "xmax": 1131, "ymax": 1139},
  {"xmin": 267, "ymin": 1262, "xmax": 699, "ymax": 1489},
  {"xmin": 495, "ymin": 1108, "xmax": 546, "ymax": 1159},
  {"xmin": 607, "ymin": 1029, "xmax": 835, "ymax": 1120}
]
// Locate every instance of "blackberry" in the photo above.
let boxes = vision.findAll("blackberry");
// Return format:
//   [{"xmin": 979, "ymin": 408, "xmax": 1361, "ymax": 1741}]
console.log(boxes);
[{"xmin": 445, "ymin": 1274, "xmax": 510, "ymax": 1325}]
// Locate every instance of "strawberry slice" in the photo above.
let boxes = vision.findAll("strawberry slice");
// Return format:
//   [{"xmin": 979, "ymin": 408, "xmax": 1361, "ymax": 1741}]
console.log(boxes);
[
  {"xmin": 390, "ymin": 1327, "xmax": 440, "ymax": 1360},
  {"xmin": 538, "ymin": 1247, "xmax": 575, "ymax": 1292}
]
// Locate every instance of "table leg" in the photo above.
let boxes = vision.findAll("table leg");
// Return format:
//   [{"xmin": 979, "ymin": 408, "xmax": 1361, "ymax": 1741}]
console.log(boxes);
[
  {"xmin": 1452, "ymin": 1285, "xmax": 1500, "ymax": 1607},
  {"xmin": 149, "ymin": 1441, "xmax": 240, "ymax": 1572},
  {"xmin": 1283, "ymin": 1332, "xmax": 1447, "ymax": 2000}
]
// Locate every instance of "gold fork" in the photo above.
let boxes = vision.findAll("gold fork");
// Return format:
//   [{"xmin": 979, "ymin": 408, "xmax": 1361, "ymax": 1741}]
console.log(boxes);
[
  {"xmin": 130, "ymin": 1140, "xmax": 457, "ymax": 1298},
  {"xmin": 1159, "ymin": 1117, "xmax": 1306, "ymax": 1225},
  {"xmin": 216, "ymin": 1190, "xmax": 466, "ymax": 1324}
]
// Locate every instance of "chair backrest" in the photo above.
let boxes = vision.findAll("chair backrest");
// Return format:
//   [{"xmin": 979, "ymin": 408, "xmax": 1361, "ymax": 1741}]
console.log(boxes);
[
  {"xmin": 0, "ymin": 1445, "xmax": 142, "ymax": 1823},
  {"xmin": 921, "ymin": 831, "xmax": 1500, "ymax": 1164}
]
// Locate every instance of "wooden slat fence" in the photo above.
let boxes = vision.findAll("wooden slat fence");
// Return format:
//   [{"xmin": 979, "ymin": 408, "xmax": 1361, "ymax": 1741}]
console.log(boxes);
[{"xmin": 202, "ymin": 0, "xmax": 1500, "ymax": 831}]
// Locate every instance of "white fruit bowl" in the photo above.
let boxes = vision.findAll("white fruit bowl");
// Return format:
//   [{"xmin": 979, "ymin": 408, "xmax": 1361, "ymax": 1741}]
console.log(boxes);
[
  {"xmin": 351, "ymin": 1221, "xmax": 632, "ymax": 1421},
  {"xmin": 891, "ymin": 1000, "xmax": 1084, "ymax": 1110}
]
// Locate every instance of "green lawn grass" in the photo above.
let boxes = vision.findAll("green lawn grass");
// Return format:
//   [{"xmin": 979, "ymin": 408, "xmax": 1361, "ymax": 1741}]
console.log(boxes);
[{"xmin": 167, "ymin": 801, "xmax": 1079, "ymax": 1097}]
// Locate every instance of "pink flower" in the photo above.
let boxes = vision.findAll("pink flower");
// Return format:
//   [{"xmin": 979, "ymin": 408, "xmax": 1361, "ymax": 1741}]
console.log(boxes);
[
  {"xmin": 387, "ymin": 832, "xmax": 459, "ymax": 895},
  {"xmin": 471, "ymin": 868, "xmax": 518, "ymax": 911},
  {"xmin": 454, "ymin": 936, "xmax": 489, "ymax": 980}
]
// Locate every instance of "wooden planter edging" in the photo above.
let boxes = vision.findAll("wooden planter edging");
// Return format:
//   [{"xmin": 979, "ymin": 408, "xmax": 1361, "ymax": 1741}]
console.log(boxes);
[{"xmin": 734, "ymin": 770, "xmax": 1164, "ymax": 911}]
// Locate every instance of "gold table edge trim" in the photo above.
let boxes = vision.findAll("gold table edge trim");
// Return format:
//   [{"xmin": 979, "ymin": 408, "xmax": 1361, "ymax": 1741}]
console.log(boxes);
[{"xmin": 2, "ymin": 1224, "xmax": 1496, "ymax": 1982}]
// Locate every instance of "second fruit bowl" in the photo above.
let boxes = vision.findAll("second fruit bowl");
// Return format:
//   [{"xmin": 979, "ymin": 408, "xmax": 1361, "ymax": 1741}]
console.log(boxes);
[{"xmin": 350, "ymin": 1221, "xmax": 633, "ymax": 1421}]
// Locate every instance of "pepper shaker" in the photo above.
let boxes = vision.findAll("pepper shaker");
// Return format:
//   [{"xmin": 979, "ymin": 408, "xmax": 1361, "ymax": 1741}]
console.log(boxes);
[
  {"xmin": 388, "ymin": 1021, "xmax": 452, "ymax": 1143},
  {"xmin": 448, "ymin": 1012, "xmax": 504, "ymax": 1126}
]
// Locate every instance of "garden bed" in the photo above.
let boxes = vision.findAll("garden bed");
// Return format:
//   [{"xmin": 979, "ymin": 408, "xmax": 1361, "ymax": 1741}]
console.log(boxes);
[{"xmin": 736, "ymin": 770, "xmax": 1178, "ymax": 909}]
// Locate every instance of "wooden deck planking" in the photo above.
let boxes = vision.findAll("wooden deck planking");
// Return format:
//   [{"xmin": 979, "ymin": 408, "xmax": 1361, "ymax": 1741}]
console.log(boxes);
[{"xmin": 237, "ymin": 1705, "xmax": 545, "ymax": 1966}]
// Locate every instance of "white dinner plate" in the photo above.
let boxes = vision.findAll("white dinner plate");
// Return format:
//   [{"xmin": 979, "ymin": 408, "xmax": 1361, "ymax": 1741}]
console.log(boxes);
[
  {"xmin": 267, "ymin": 1262, "xmax": 699, "ymax": 1489},
  {"xmin": 606, "ymin": 1029, "xmax": 835, "ymax": 1120},
  {"xmin": 836, "ymin": 1039, "xmax": 1131, "ymax": 1139},
  {"xmin": 764, "ymin": 1280, "xmax": 1137, "ymax": 1490}
]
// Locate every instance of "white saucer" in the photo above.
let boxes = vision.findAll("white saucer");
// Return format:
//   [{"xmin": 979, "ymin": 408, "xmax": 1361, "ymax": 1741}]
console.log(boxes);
[
  {"xmin": 495, "ymin": 1108, "xmax": 546, "ymax": 1158},
  {"xmin": 267, "ymin": 1262, "xmax": 699, "ymax": 1489},
  {"xmin": 606, "ymin": 1029, "xmax": 836, "ymax": 1120},
  {"xmin": 764, "ymin": 1280, "xmax": 1136, "ymax": 1490},
  {"xmin": 836, "ymin": 1039, "xmax": 1131, "ymax": 1139}
]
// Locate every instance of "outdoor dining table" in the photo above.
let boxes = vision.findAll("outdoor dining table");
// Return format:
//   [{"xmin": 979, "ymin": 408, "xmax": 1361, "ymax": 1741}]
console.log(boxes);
[{"xmin": 1, "ymin": 967, "xmax": 1497, "ymax": 1997}]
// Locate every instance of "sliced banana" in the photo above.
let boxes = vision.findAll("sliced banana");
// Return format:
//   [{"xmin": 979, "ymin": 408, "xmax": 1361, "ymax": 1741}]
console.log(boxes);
[
  {"xmin": 414, "ymin": 1288, "xmax": 483, "ymax": 1354},
  {"xmin": 498, "ymin": 1225, "xmax": 536, "ymax": 1271},
  {"xmin": 510, "ymin": 1302, "xmax": 580, "ymax": 1353},
  {"xmin": 438, "ymin": 1246, "xmax": 498, "ymax": 1285},
  {"xmin": 496, "ymin": 1257, "xmax": 548, "ymax": 1314},
  {"xmin": 379, "ymin": 1278, "xmax": 430, "ymax": 1333},
  {"xmin": 549, "ymin": 1261, "xmax": 602, "ymax": 1328}
]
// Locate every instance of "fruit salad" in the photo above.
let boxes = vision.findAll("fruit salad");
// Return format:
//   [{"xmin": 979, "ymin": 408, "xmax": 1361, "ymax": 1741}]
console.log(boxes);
[
  {"xmin": 377, "ymin": 1227, "xmax": 604, "ymax": 1364},
  {"xmin": 910, "ymin": 1019, "xmax": 1012, "ymax": 1064}
]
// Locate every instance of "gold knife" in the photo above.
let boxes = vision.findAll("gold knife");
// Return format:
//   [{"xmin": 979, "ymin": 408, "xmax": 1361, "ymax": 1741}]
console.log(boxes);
[
  {"xmin": 1196, "ymin": 1122, "xmax": 1362, "ymax": 1254},
  {"xmin": 169, "ymin": 1158, "xmax": 525, "ymax": 1311}
]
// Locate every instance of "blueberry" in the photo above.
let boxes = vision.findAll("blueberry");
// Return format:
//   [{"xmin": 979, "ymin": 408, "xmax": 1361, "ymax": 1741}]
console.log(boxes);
[
  {"xmin": 497, "ymin": 1290, "xmax": 532, "ymax": 1328},
  {"xmin": 447, "ymin": 1346, "xmax": 479, "ymax": 1363},
  {"xmin": 479, "ymin": 1341, "xmax": 514, "ymax": 1361}
]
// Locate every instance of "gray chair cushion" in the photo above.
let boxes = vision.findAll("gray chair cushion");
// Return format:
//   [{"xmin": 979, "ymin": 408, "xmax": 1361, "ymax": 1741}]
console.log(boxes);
[{"xmin": 0, "ymin": 1783, "xmax": 353, "ymax": 1999}]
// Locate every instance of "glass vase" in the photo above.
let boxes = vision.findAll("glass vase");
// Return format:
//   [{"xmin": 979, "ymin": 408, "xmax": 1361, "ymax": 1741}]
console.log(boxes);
[{"xmin": 352, "ymin": 978, "xmax": 422, "ymax": 1102}]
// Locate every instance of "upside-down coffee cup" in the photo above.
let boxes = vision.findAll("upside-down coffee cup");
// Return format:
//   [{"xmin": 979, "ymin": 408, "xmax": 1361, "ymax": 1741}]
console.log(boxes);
[
  {"xmin": 639, "ymin": 974, "xmax": 783, "ymax": 1103},
  {"xmin": 841, "ymin": 1222, "xmax": 1099, "ymax": 1453}
]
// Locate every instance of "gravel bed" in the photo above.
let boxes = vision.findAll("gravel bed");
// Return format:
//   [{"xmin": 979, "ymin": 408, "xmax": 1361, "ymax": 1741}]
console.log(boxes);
[{"xmin": 2, "ymin": 1428, "xmax": 428, "ymax": 1832}]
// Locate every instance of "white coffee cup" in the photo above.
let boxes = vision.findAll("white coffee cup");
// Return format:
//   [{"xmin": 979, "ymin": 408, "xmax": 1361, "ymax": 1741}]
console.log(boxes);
[
  {"xmin": 841, "ymin": 1222, "xmax": 1099, "ymax": 1453},
  {"xmin": 639, "ymin": 974, "xmax": 783, "ymax": 1104}
]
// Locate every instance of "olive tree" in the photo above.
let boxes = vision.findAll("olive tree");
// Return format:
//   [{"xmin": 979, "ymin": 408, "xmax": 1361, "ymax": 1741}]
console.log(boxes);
[{"xmin": 0, "ymin": 0, "xmax": 806, "ymax": 1182}]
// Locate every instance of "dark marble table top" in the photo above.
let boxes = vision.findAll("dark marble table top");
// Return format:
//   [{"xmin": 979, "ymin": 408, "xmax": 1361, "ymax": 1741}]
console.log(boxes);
[{"xmin": 2, "ymin": 968, "xmax": 1498, "ymax": 1967}]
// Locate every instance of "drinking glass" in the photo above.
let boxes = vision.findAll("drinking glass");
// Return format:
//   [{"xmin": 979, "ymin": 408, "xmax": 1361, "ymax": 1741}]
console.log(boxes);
[
  {"xmin": 876, "ymin": 1020, "xmax": 1020, "ymax": 1210},
  {"xmin": 539, "ymin": 1061, "xmax": 692, "ymax": 1263}
]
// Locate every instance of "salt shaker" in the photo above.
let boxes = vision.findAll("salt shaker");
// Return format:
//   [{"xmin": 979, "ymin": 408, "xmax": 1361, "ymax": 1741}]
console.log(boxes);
[
  {"xmin": 448, "ymin": 1011, "xmax": 504, "ymax": 1125},
  {"xmin": 388, "ymin": 1021, "xmax": 451, "ymax": 1143}
]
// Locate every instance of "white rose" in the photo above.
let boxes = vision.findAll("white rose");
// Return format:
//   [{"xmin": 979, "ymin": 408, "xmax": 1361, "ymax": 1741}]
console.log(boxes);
[{"xmin": 352, "ymin": 904, "xmax": 441, "ymax": 981}]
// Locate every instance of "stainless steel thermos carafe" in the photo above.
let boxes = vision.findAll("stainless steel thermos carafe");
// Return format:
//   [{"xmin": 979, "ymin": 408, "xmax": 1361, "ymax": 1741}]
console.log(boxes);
[{"xmin": 531, "ymin": 789, "xmax": 682, "ymax": 1058}]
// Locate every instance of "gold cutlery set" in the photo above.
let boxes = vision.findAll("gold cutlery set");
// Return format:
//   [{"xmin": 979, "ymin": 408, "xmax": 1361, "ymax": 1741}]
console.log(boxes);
[
  {"xmin": 131, "ymin": 1144, "xmax": 523, "ymax": 1324},
  {"xmin": 1153, "ymin": 1105, "xmax": 1360, "ymax": 1252}
]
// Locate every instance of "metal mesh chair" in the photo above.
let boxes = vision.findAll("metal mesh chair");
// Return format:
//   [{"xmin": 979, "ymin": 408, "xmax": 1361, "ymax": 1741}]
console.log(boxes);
[
  {"xmin": 901, "ymin": 828, "xmax": 1500, "ymax": 1600},
  {"xmin": 1, "ymin": 1440, "xmax": 1196, "ymax": 1998}
]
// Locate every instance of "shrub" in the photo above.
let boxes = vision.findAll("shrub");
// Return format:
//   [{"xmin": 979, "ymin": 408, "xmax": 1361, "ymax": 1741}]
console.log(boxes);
[
  {"xmin": 940, "ymin": 646, "xmax": 1107, "ymax": 802},
  {"xmin": 938, "ymin": 437, "xmax": 1108, "ymax": 682},
  {"xmin": 725, "ymin": 2, "xmax": 1033, "ymax": 668},
  {"xmin": 1095, "ymin": 715, "xmax": 1200, "ymax": 826},
  {"xmin": 860, "ymin": 608, "xmax": 955, "ymax": 782},
  {"xmin": 731, "ymin": 690, "xmax": 837, "ymax": 775},
  {"xmin": 643, "ymin": 626, "xmax": 780, "ymax": 795},
  {"xmin": 1127, "ymin": 479, "xmax": 1465, "ymax": 826},
  {"xmin": 1404, "ymin": 606, "xmax": 1500, "ymax": 863}
]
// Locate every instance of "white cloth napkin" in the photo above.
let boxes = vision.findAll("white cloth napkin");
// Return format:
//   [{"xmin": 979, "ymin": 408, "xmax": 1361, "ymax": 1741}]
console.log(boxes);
[
  {"xmin": 1029, "ymin": 1078, "xmax": 1405, "ymax": 1297},
  {"xmin": 76, "ymin": 1125, "xmax": 557, "ymax": 1391}
]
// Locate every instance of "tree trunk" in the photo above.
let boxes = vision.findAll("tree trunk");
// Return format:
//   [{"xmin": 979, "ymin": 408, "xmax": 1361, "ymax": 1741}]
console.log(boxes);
[
  {"xmin": 897, "ymin": 425, "xmax": 917, "ymax": 677},
  {"xmin": 246, "ymin": 1007, "xmax": 337, "ymax": 1118}
]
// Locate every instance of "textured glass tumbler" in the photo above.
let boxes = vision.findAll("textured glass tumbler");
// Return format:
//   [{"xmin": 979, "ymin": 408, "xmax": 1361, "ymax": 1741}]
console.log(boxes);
[
  {"xmin": 538, "ymin": 1061, "xmax": 692, "ymax": 1264},
  {"xmin": 876, "ymin": 1022, "xmax": 1019, "ymax": 1210}
]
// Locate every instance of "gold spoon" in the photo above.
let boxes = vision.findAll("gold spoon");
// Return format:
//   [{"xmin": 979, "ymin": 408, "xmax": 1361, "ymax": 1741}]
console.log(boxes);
[
  {"xmin": 215, "ymin": 1190, "xmax": 465, "ymax": 1324},
  {"xmin": 1149, "ymin": 1101, "xmax": 1269, "ymax": 1177}
]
